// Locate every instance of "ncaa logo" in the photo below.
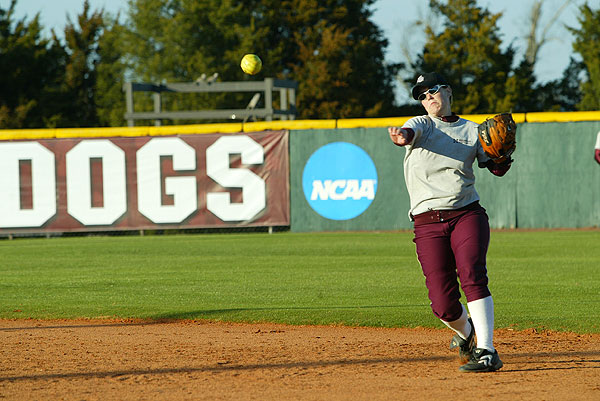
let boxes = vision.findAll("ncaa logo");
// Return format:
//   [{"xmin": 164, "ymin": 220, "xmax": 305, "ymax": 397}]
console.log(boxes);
[{"xmin": 302, "ymin": 142, "xmax": 378, "ymax": 220}]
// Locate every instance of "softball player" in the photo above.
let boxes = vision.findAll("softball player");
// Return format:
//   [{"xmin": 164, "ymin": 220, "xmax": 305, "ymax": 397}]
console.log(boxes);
[{"xmin": 388, "ymin": 72, "xmax": 511, "ymax": 372}]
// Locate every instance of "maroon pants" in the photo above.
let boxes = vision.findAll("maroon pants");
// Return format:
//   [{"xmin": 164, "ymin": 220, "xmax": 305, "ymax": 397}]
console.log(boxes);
[{"xmin": 412, "ymin": 203, "xmax": 491, "ymax": 322}]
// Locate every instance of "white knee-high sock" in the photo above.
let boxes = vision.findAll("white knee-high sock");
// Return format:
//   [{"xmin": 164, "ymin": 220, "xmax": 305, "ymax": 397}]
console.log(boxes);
[
  {"xmin": 468, "ymin": 296, "xmax": 495, "ymax": 352},
  {"xmin": 441, "ymin": 304, "xmax": 472, "ymax": 340}
]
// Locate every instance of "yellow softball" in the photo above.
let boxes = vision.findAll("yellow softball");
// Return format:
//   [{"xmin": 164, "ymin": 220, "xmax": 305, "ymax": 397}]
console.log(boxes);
[{"xmin": 240, "ymin": 54, "xmax": 262, "ymax": 75}]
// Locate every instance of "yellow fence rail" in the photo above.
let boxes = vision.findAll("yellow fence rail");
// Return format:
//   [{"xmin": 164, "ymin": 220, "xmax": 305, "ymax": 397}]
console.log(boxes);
[{"xmin": 1, "ymin": 111, "xmax": 599, "ymax": 140}]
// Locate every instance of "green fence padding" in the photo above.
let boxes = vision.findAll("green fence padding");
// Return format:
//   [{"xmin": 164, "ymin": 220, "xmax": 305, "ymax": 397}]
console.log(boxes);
[
  {"xmin": 290, "ymin": 128, "xmax": 411, "ymax": 232},
  {"xmin": 473, "ymin": 165, "xmax": 518, "ymax": 229},
  {"xmin": 290, "ymin": 122, "xmax": 600, "ymax": 232},
  {"xmin": 513, "ymin": 121, "xmax": 600, "ymax": 228}
]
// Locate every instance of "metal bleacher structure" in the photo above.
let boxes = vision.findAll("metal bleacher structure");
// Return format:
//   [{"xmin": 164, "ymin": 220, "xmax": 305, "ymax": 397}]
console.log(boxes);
[{"xmin": 123, "ymin": 76, "xmax": 298, "ymax": 126}]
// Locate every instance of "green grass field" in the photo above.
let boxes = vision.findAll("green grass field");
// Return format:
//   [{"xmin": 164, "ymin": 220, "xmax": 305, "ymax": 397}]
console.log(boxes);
[{"xmin": 1, "ymin": 230, "xmax": 598, "ymax": 333}]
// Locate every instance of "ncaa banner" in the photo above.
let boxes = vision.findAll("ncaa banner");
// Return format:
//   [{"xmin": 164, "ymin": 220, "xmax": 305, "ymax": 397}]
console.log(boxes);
[
  {"xmin": 302, "ymin": 142, "xmax": 378, "ymax": 220},
  {"xmin": 290, "ymin": 128, "xmax": 412, "ymax": 232},
  {"xmin": 0, "ymin": 131, "xmax": 289, "ymax": 233}
]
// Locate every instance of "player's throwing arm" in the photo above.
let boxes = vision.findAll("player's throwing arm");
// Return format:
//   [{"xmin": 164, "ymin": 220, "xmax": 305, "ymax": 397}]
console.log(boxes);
[{"xmin": 388, "ymin": 126, "xmax": 413, "ymax": 147}]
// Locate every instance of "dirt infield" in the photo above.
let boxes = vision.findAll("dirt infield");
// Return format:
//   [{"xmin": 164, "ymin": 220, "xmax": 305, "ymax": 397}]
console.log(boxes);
[{"xmin": 0, "ymin": 319, "xmax": 598, "ymax": 400}]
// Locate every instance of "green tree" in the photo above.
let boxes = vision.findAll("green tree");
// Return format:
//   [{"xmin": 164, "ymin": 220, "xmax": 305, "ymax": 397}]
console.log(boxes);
[
  {"xmin": 568, "ymin": 3, "xmax": 600, "ymax": 111},
  {"xmin": 0, "ymin": 0, "xmax": 66, "ymax": 128},
  {"xmin": 95, "ymin": 15, "xmax": 128, "ymax": 127},
  {"xmin": 111, "ymin": 0, "xmax": 265, "ymax": 123},
  {"xmin": 58, "ymin": 0, "xmax": 104, "ymax": 127},
  {"xmin": 105, "ymin": 0, "xmax": 400, "ymax": 123},
  {"xmin": 535, "ymin": 57, "xmax": 584, "ymax": 112},
  {"xmin": 273, "ymin": 0, "xmax": 400, "ymax": 118},
  {"xmin": 412, "ymin": 0, "xmax": 535, "ymax": 114},
  {"xmin": 0, "ymin": 0, "xmax": 109, "ymax": 128}
]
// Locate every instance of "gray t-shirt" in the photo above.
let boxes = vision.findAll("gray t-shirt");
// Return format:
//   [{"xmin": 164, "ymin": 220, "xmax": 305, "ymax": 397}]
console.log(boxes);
[{"xmin": 402, "ymin": 115, "xmax": 490, "ymax": 218}]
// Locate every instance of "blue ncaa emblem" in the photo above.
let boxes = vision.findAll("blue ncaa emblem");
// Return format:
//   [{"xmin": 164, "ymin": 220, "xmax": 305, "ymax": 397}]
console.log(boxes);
[{"xmin": 302, "ymin": 142, "xmax": 378, "ymax": 220}]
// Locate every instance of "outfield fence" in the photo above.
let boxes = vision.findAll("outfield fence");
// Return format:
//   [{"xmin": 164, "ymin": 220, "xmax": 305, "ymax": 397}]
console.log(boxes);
[{"xmin": 1, "ymin": 111, "xmax": 599, "ymax": 236}]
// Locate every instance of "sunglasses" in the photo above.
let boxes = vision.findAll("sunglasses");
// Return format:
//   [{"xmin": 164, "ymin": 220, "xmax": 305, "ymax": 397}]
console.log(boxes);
[{"xmin": 418, "ymin": 84, "xmax": 448, "ymax": 101}]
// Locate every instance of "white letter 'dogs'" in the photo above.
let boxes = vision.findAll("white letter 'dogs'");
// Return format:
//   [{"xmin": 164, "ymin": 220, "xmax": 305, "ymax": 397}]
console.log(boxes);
[
  {"xmin": 206, "ymin": 136, "xmax": 266, "ymax": 221},
  {"xmin": 136, "ymin": 137, "xmax": 197, "ymax": 224},
  {"xmin": 0, "ymin": 142, "xmax": 56, "ymax": 228},
  {"xmin": 66, "ymin": 140, "xmax": 127, "ymax": 225}
]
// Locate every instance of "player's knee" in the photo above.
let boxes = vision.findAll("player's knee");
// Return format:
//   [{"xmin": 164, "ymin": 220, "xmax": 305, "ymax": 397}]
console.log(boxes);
[{"xmin": 431, "ymin": 301, "xmax": 463, "ymax": 322}]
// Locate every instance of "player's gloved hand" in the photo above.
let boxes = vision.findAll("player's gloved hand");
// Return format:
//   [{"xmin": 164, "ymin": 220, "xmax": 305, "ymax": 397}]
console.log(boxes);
[{"xmin": 478, "ymin": 113, "xmax": 517, "ymax": 163}]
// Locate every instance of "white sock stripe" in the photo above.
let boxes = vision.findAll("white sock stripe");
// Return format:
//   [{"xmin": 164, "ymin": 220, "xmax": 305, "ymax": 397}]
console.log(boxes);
[{"xmin": 467, "ymin": 296, "xmax": 495, "ymax": 352}]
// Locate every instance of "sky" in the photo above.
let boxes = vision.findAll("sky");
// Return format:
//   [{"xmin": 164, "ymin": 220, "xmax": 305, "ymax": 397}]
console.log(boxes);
[{"xmin": 6, "ymin": 0, "xmax": 587, "ymax": 104}]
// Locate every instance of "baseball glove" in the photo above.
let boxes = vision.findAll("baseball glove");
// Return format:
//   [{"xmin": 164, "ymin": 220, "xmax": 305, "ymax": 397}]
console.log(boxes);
[{"xmin": 477, "ymin": 113, "xmax": 517, "ymax": 163}]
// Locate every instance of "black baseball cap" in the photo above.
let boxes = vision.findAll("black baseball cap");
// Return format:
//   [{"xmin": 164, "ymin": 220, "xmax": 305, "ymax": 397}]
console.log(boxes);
[{"xmin": 411, "ymin": 72, "xmax": 449, "ymax": 100}]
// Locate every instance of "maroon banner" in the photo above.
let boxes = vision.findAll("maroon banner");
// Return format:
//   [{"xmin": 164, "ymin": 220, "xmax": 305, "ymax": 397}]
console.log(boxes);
[{"xmin": 0, "ymin": 131, "xmax": 290, "ymax": 233}]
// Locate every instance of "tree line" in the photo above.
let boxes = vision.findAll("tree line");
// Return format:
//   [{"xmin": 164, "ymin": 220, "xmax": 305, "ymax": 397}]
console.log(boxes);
[{"xmin": 1, "ymin": 0, "xmax": 598, "ymax": 129}]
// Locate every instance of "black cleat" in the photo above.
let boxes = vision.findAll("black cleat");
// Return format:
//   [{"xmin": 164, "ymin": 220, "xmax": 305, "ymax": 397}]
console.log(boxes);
[
  {"xmin": 450, "ymin": 317, "xmax": 475, "ymax": 363},
  {"xmin": 459, "ymin": 348, "xmax": 503, "ymax": 373}
]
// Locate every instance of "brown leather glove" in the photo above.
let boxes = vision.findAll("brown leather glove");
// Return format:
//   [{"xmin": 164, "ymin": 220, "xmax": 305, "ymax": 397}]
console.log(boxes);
[{"xmin": 478, "ymin": 113, "xmax": 517, "ymax": 164}]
